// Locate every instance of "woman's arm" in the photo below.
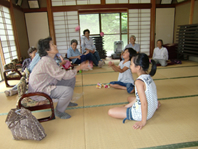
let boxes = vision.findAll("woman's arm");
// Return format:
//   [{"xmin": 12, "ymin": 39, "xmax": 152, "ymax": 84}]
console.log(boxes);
[
  {"xmin": 133, "ymin": 80, "xmax": 148, "ymax": 130},
  {"xmin": 152, "ymin": 48, "xmax": 156, "ymax": 58},
  {"xmin": 67, "ymin": 49, "xmax": 81, "ymax": 60},
  {"xmin": 81, "ymin": 37, "xmax": 86, "ymax": 53},
  {"xmin": 45, "ymin": 57, "xmax": 90, "ymax": 81},
  {"xmin": 56, "ymin": 53, "xmax": 66, "ymax": 66},
  {"xmin": 91, "ymin": 38, "xmax": 96, "ymax": 52},
  {"xmin": 163, "ymin": 48, "xmax": 169, "ymax": 60},
  {"xmin": 69, "ymin": 55, "xmax": 81, "ymax": 60},
  {"xmin": 45, "ymin": 58, "xmax": 77, "ymax": 81},
  {"xmin": 137, "ymin": 44, "xmax": 140, "ymax": 53}
]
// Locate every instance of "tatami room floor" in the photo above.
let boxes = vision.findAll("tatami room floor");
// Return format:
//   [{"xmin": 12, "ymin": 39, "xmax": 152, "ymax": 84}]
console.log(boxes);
[{"xmin": 0, "ymin": 59, "xmax": 198, "ymax": 149}]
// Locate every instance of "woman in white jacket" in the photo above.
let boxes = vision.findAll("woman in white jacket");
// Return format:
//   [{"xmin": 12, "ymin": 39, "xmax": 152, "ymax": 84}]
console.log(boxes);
[{"xmin": 152, "ymin": 39, "xmax": 168, "ymax": 67}]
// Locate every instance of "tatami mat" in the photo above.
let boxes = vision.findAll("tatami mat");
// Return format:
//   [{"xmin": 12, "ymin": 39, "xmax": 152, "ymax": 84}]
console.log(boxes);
[
  {"xmin": 0, "ymin": 80, "xmax": 20, "ymax": 93},
  {"xmin": 0, "ymin": 60, "xmax": 198, "ymax": 149},
  {"xmin": 84, "ymin": 97, "xmax": 198, "ymax": 149},
  {"xmin": 1, "ymin": 109, "xmax": 86, "ymax": 149},
  {"xmin": 157, "ymin": 66, "xmax": 198, "ymax": 78}
]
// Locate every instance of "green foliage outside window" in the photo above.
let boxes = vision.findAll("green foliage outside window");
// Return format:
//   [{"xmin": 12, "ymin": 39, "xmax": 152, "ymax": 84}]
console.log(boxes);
[{"xmin": 79, "ymin": 13, "xmax": 128, "ymax": 56}]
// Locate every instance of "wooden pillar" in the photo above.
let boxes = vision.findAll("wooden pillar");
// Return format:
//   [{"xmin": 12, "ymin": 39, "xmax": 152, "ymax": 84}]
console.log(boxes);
[
  {"xmin": 101, "ymin": 0, "xmax": 105, "ymax": 5},
  {"xmin": 189, "ymin": 0, "xmax": 195, "ymax": 24},
  {"xmin": 10, "ymin": 1, "xmax": 21, "ymax": 60},
  {"xmin": 150, "ymin": 0, "xmax": 156, "ymax": 57},
  {"xmin": 47, "ymin": 0, "xmax": 56, "ymax": 44}
]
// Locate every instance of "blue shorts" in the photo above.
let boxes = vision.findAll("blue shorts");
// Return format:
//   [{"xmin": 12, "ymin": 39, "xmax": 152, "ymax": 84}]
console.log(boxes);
[
  {"xmin": 110, "ymin": 81, "xmax": 134, "ymax": 94},
  {"xmin": 123, "ymin": 107, "xmax": 134, "ymax": 123}
]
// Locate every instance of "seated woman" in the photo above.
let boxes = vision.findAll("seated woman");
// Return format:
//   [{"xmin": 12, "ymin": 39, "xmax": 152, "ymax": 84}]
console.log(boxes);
[
  {"xmin": 152, "ymin": 39, "xmax": 168, "ymax": 67},
  {"xmin": 125, "ymin": 35, "xmax": 140, "ymax": 53},
  {"xmin": 28, "ymin": 37, "xmax": 90, "ymax": 119},
  {"xmin": 67, "ymin": 39, "xmax": 92, "ymax": 65},
  {"xmin": 81, "ymin": 29, "xmax": 104, "ymax": 68}
]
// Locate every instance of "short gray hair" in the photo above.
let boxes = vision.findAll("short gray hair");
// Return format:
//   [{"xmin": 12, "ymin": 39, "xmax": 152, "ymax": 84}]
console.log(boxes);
[
  {"xmin": 28, "ymin": 46, "xmax": 37, "ymax": 54},
  {"xmin": 130, "ymin": 35, "xmax": 136, "ymax": 41},
  {"xmin": 71, "ymin": 39, "xmax": 78, "ymax": 45}
]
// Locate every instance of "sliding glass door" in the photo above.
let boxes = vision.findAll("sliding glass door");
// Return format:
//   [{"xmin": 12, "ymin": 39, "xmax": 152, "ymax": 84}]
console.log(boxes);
[
  {"xmin": 101, "ymin": 13, "xmax": 120, "ymax": 56},
  {"xmin": 79, "ymin": 12, "xmax": 128, "ymax": 56}
]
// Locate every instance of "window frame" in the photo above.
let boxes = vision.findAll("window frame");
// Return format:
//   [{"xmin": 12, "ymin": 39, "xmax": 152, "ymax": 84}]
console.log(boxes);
[
  {"xmin": 0, "ymin": 5, "xmax": 18, "ymax": 66},
  {"xmin": 79, "ymin": 11, "xmax": 128, "ymax": 55}
]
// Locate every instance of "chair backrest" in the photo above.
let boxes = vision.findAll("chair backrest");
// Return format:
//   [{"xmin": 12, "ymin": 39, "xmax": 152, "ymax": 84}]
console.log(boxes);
[
  {"xmin": 4, "ymin": 62, "xmax": 16, "ymax": 70},
  {"xmin": 11, "ymin": 59, "xmax": 19, "ymax": 64},
  {"xmin": 17, "ymin": 77, "xmax": 27, "ymax": 99}
]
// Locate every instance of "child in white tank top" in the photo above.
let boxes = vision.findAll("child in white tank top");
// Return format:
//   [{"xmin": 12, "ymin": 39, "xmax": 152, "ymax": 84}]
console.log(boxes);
[{"xmin": 108, "ymin": 53, "xmax": 160, "ymax": 130}]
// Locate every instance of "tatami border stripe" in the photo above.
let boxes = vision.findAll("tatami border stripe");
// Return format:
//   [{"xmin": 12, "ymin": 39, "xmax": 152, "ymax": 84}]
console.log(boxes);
[
  {"xmin": 1, "ymin": 94, "xmax": 198, "ymax": 116},
  {"xmin": 1, "ymin": 75, "xmax": 197, "ymax": 90},
  {"xmin": 78, "ymin": 64, "xmax": 198, "ymax": 75},
  {"xmin": 139, "ymin": 141, "xmax": 198, "ymax": 149},
  {"xmin": 75, "ymin": 75, "xmax": 198, "ymax": 87}
]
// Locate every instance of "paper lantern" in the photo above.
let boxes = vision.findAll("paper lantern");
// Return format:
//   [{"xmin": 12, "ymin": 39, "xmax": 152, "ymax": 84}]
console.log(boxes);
[
  {"xmin": 75, "ymin": 25, "xmax": 80, "ymax": 32},
  {"xmin": 100, "ymin": 32, "xmax": 104, "ymax": 37}
]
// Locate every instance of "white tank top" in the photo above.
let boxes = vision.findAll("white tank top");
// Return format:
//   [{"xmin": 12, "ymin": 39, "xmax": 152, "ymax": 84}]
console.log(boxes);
[{"xmin": 131, "ymin": 74, "xmax": 158, "ymax": 121}]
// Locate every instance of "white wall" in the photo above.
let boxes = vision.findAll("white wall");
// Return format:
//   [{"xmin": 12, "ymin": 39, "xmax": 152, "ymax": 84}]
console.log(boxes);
[
  {"xmin": 155, "ymin": 8, "xmax": 175, "ymax": 46},
  {"xmin": 25, "ymin": 12, "xmax": 49, "ymax": 47}
]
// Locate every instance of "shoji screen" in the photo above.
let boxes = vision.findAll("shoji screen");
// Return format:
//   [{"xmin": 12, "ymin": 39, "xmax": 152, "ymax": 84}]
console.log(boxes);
[
  {"xmin": 106, "ymin": 0, "xmax": 150, "ymax": 4},
  {"xmin": 0, "ymin": 6, "xmax": 18, "ymax": 64},
  {"xmin": 128, "ymin": 9, "xmax": 150, "ymax": 55},
  {"xmin": 129, "ymin": 0, "xmax": 150, "ymax": 3},
  {"xmin": 51, "ymin": 0, "xmax": 100, "ymax": 6},
  {"xmin": 53, "ymin": 11, "xmax": 80, "ymax": 56}
]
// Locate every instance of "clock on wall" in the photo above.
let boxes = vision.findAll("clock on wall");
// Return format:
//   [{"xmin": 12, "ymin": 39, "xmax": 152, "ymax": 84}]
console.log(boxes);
[
  {"xmin": 28, "ymin": 0, "xmax": 40, "ymax": 9},
  {"xmin": 15, "ymin": 0, "xmax": 23, "ymax": 6}
]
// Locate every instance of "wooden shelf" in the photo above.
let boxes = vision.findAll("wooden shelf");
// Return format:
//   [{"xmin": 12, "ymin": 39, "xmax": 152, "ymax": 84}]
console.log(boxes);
[{"xmin": 177, "ymin": 24, "xmax": 198, "ymax": 59}]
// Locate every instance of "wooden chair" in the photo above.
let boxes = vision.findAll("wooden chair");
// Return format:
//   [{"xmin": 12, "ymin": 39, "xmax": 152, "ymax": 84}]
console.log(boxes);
[
  {"xmin": 17, "ymin": 77, "xmax": 55, "ymax": 123},
  {"xmin": 3, "ymin": 62, "xmax": 23, "ymax": 87}
]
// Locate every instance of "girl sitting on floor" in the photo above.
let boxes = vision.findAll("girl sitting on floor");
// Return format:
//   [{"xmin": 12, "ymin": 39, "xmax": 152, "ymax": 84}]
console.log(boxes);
[
  {"xmin": 108, "ymin": 53, "xmax": 159, "ymax": 130},
  {"xmin": 109, "ymin": 48, "xmax": 137, "ymax": 94}
]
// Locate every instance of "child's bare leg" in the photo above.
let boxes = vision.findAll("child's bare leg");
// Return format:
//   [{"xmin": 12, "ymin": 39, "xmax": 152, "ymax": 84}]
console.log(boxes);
[
  {"xmin": 110, "ymin": 84, "xmax": 127, "ymax": 90},
  {"xmin": 130, "ymin": 88, "xmax": 135, "ymax": 93},
  {"xmin": 157, "ymin": 101, "xmax": 161, "ymax": 109},
  {"xmin": 108, "ymin": 107, "xmax": 127, "ymax": 118},
  {"xmin": 127, "ymin": 96, "xmax": 136, "ymax": 102}
]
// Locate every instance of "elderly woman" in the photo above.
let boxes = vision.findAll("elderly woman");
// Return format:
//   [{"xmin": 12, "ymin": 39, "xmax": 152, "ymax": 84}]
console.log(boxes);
[
  {"xmin": 67, "ymin": 39, "xmax": 92, "ymax": 65},
  {"xmin": 125, "ymin": 35, "xmax": 140, "ymax": 53},
  {"xmin": 28, "ymin": 37, "xmax": 89, "ymax": 119},
  {"xmin": 152, "ymin": 39, "xmax": 168, "ymax": 67},
  {"xmin": 81, "ymin": 29, "xmax": 104, "ymax": 67},
  {"xmin": 4, "ymin": 47, "xmax": 37, "ymax": 97}
]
